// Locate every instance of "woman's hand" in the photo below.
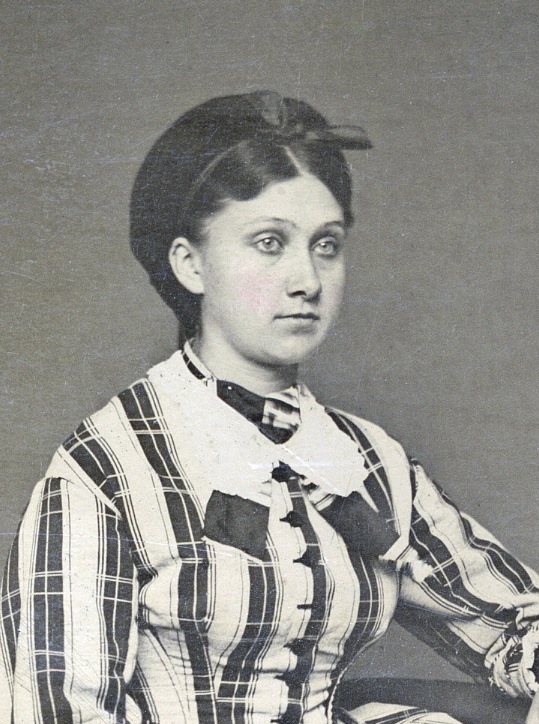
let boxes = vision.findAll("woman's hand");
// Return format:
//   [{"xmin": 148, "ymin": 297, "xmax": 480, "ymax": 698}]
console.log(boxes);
[{"xmin": 526, "ymin": 691, "xmax": 539, "ymax": 724}]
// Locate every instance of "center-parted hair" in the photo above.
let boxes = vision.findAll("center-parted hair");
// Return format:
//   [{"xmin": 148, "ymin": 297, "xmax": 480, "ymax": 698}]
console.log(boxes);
[{"xmin": 130, "ymin": 91, "xmax": 371, "ymax": 339}]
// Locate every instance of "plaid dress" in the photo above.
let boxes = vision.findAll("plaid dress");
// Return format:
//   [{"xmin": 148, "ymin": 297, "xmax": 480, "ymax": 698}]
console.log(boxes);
[{"xmin": 1, "ymin": 345, "xmax": 537, "ymax": 724}]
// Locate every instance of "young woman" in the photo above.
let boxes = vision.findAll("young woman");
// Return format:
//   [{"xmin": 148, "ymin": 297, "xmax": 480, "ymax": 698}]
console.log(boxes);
[{"xmin": 1, "ymin": 91, "xmax": 538, "ymax": 724}]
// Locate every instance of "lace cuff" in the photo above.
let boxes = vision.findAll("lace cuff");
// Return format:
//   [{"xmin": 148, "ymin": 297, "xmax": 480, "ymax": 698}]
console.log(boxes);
[{"xmin": 487, "ymin": 621, "xmax": 539, "ymax": 698}]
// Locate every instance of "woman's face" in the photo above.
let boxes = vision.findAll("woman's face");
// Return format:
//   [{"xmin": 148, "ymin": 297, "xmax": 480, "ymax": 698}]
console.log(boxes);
[{"xmin": 184, "ymin": 173, "xmax": 347, "ymax": 377}]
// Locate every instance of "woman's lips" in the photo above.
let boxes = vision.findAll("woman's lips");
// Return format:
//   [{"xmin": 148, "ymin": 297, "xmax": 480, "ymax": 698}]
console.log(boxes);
[
  {"xmin": 276, "ymin": 313, "xmax": 320, "ymax": 320},
  {"xmin": 275, "ymin": 313, "xmax": 321, "ymax": 331}
]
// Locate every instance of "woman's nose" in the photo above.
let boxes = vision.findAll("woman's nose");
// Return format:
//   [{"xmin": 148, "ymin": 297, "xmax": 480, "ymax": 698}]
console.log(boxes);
[{"xmin": 285, "ymin": 251, "xmax": 322, "ymax": 299}]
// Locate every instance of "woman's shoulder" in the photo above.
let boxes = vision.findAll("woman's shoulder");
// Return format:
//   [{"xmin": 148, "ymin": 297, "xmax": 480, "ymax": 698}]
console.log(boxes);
[
  {"xmin": 323, "ymin": 404, "xmax": 392, "ymax": 439},
  {"xmin": 321, "ymin": 403, "xmax": 411, "ymax": 472},
  {"xmin": 43, "ymin": 370, "xmax": 161, "ymax": 494},
  {"xmin": 70, "ymin": 374, "xmax": 155, "ymax": 437},
  {"xmin": 316, "ymin": 400, "xmax": 396, "ymax": 445},
  {"xmin": 66, "ymin": 352, "xmax": 184, "ymax": 438}
]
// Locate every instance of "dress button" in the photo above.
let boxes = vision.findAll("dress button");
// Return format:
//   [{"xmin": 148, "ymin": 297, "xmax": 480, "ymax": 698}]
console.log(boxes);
[
  {"xmin": 280, "ymin": 510, "xmax": 304, "ymax": 527},
  {"xmin": 272, "ymin": 462, "xmax": 294, "ymax": 482},
  {"xmin": 293, "ymin": 548, "xmax": 319, "ymax": 568},
  {"xmin": 272, "ymin": 462, "xmax": 305, "ymax": 483},
  {"xmin": 271, "ymin": 715, "xmax": 299, "ymax": 724},
  {"xmin": 276, "ymin": 670, "xmax": 304, "ymax": 687},
  {"xmin": 286, "ymin": 638, "xmax": 313, "ymax": 656}
]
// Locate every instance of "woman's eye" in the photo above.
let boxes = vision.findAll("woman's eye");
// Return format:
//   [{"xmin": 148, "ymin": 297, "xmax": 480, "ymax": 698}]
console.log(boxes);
[
  {"xmin": 314, "ymin": 237, "xmax": 341, "ymax": 257},
  {"xmin": 254, "ymin": 236, "xmax": 282, "ymax": 254}
]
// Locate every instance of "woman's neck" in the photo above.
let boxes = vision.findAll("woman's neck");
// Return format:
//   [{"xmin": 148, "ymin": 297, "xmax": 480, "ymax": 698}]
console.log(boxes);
[{"xmin": 191, "ymin": 337, "xmax": 298, "ymax": 395}]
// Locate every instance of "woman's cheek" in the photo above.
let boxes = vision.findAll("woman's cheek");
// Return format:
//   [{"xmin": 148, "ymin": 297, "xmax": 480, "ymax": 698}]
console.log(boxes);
[
  {"xmin": 233, "ymin": 273, "xmax": 279, "ymax": 317},
  {"xmin": 325, "ymin": 268, "xmax": 345, "ymax": 314}
]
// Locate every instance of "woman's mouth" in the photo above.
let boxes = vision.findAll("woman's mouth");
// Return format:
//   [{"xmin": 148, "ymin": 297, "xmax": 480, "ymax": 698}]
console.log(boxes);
[
  {"xmin": 277, "ymin": 313, "xmax": 320, "ymax": 321},
  {"xmin": 275, "ymin": 313, "xmax": 321, "ymax": 332}
]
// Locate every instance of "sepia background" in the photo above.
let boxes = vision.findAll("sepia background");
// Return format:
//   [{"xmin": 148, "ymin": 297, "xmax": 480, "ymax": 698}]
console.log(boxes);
[{"xmin": 1, "ymin": 0, "xmax": 538, "ymax": 682}]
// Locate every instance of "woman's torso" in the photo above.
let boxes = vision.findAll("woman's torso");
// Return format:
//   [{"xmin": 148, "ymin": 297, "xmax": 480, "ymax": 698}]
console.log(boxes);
[{"xmin": 63, "ymin": 356, "xmax": 404, "ymax": 723}]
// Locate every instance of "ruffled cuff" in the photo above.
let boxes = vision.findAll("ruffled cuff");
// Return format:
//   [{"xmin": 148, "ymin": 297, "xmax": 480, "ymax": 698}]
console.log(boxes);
[{"xmin": 486, "ymin": 621, "xmax": 539, "ymax": 698}]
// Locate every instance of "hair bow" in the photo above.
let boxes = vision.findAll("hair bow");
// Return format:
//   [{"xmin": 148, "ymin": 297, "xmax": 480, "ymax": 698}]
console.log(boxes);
[{"xmin": 248, "ymin": 90, "xmax": 373, "ymax": 150}]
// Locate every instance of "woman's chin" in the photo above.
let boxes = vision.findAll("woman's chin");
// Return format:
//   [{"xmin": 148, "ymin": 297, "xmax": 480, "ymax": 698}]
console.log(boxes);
[{"xmin": 257, "ymin": 338, "xmax": 324, "ymax": 369}]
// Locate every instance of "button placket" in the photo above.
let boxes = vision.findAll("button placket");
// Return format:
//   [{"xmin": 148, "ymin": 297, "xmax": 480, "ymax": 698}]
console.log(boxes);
[{"xmin": 272, "ymin": 461, "xmax": 325, "ymax": 724}]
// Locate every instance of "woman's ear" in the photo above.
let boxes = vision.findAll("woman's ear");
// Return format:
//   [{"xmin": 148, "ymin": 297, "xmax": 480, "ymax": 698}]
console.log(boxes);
[{"xmin": 169, "ymin": 237, "xmax": 205, "ymax": 295}]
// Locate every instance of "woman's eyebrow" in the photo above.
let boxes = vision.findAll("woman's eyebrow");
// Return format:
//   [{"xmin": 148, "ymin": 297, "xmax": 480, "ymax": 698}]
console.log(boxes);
[
  {"xmin": 241, "ymin": 216, "xmax": 298, "ymax": 228},
  {"xmin": 241, "ymin": 217, "xmax": 345, "ymax": 229}
]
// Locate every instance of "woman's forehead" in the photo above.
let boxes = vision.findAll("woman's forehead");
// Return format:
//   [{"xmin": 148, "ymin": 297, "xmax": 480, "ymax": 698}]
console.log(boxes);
[{"xmin": 207, "ymin": 174, "xmax": 345, "ymax": 233}]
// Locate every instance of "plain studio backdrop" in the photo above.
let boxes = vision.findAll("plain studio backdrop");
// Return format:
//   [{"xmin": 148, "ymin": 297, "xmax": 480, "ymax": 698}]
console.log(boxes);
[{"xmin": 1, "ymin": 0, "xmax": 538, "ymax": 683}]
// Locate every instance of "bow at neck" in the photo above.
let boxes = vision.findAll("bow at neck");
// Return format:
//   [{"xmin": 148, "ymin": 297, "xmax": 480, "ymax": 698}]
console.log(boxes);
[
  {"xmin": 181, "ymin": 342, "xmax": 302, "ymax": 443},
  {"xmin": 146, "ymin": 347, "xmax": 408, "ymax": 563}
]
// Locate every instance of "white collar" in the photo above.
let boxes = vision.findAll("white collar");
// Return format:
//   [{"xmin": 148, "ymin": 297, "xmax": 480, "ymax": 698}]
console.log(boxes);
[{"xmin": 147, "ymin": 350, "xmax": 374, "ymax": 508}]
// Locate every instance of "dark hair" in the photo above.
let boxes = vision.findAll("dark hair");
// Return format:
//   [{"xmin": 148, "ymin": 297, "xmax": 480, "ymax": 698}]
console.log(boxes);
[
  {"xmin": 180, "ymin": 139, "xmax": 354, "ymax": 243},
  {"xmin": 130, "ymin": 91, "xmax": 370, "ymax": 339}
]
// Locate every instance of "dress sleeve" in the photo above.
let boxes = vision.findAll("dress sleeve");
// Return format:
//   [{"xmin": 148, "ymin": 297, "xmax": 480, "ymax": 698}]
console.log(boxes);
[
  {"xmin": 395, "ymin": 460, "xmax": 539, "ymax": 699},
  {"xmin": 0, "ymin": 476, "xmax": 140, "ymax": 723}
]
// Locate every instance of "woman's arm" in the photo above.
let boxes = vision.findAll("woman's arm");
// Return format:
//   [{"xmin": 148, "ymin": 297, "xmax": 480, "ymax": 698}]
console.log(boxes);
[
  {"xmin": 395, "ymin": 461, "xmax": 539, "ymax": 700},
  {"xmin": 0, "ymin": 476, "xmax": 139, "ymax": 723}
]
